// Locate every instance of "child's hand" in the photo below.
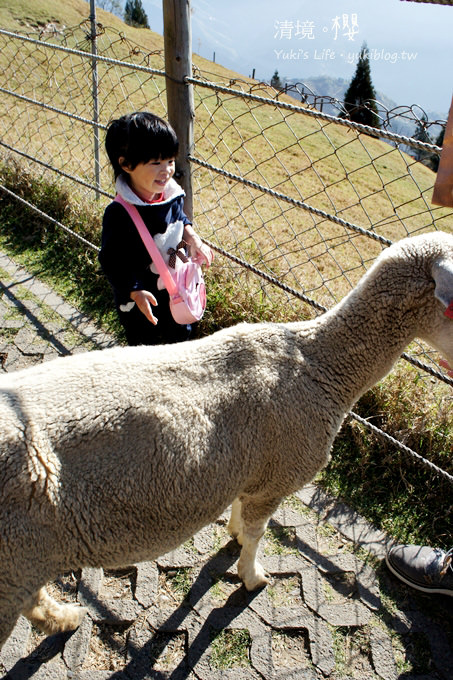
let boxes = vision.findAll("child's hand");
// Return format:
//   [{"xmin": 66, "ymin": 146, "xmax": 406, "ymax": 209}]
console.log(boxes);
[
  {"xmin": 191, "ymin": 240, "xmax": 214, "ymax": 267},
  {"xmin": 130, "ymin": 290, "xmax": 158, "ymax": 325},
  {"xmin": 183, "ymin": 226, "xmax": 214, "ymax": 267}
]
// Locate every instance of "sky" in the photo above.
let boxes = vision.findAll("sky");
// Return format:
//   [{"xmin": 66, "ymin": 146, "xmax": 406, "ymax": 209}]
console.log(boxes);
[{"xmin": 141, "ymin": 0, "xmax": 453, "ymax": 116}]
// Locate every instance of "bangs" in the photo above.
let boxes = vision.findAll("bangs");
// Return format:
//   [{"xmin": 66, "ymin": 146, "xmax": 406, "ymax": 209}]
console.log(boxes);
[
  {"xmin": 141, "ymin": 129, "xmax": 179, "ymax": 162},
  {"xmin": 128, "ymin": 113, "xmax": 179, "ymax": 164}
]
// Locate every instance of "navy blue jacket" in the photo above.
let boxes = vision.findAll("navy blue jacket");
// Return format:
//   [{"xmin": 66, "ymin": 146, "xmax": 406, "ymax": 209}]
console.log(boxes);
[{"xmin": 99, "ymin": 176, "xmax": 191, "ymax": 309}]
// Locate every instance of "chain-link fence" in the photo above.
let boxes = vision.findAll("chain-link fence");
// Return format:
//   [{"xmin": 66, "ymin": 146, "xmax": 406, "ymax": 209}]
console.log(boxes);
[{"xmin": 0, "ymin": 18, "xmax": 452, "ymax": 487}]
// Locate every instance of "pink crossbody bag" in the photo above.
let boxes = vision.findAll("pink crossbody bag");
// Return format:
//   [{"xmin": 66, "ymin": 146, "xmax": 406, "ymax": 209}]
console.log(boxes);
[{"xmin": 115, "ymin": 194, "xmax": 206, "ymax": 325}]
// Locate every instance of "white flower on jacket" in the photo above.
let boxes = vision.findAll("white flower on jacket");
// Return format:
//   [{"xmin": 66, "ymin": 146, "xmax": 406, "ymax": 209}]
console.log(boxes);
[{"xmin": 150, "ymin": 220, "xmax": 186, "ymax": 290}]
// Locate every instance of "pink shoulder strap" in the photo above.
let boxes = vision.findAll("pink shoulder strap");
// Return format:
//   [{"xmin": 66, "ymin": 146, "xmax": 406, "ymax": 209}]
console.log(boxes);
[{"xmin": 115, "ymin": 194, "xmax": 177, "ymax": 296}]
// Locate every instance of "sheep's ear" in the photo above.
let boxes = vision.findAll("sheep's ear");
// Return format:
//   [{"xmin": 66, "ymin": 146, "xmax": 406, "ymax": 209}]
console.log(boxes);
[{"xmin": 432, "ymin": 257, "xmax": 453, "ymax": 318}]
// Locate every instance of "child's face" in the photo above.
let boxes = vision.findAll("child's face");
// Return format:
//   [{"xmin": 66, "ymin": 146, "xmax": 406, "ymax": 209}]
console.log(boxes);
[{"xmin": 121, "ymin": 157, "xmax": 175, "ymax": 201}]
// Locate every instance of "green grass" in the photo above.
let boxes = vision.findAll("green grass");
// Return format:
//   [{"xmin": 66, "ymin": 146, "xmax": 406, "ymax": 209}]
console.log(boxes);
[
  {"xmin": 164, "ymin": 568, "xmax": 193, "ymax": 603},
  {"xmin": 264, "ymin": 526, "xmax": 299, "ymax": 556},
  {"xmin": 320, "ymin": 357, "xmax": 453, "ymax": 550},
  {"xmin": 210, "ymin": 629, "xmax": 251, "ymax": 669},
  {"xmin": 331, "ymin": 625, "xmax": 379, "ymax": 679},
  {"xmin": 0, "ymin": 159, "xmax": 124, "ymax": 337}
]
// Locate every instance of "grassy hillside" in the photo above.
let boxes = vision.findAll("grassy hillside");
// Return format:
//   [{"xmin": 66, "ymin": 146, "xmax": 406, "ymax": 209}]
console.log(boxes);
[
  {"xmin": 0, "ymin": 0, "xmax": 449, "ymax": 269},
  {"xmin": 0, "ymin": 0, "xmax": 245, "ymax": 79},
  {"xmin": 0, "ymin": 0, "xmax": 159, "ymax": 43}
]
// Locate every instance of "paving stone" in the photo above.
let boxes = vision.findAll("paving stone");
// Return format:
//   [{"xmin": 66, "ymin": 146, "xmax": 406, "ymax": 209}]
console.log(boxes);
[
  {"xmin": 424, "ymin": 622, "xmax": 453, "ymax": 679},
  {"xmin": 0, "ymin": 617, "xmax": 31, "ymax": 673},
  {"xmin": 63, "ymin": 615, "xmax": 93, "ymax": 672},
  {"xmin": 72, "ymin": 672, "xmax": 128, "ymax": 680},
  {"xmin": 156, "ymin": 546, "xmax": 205, "ymax": 569},
  {"xmin": 1, "ymin": 317, "xmax": 24, "ymax": 330},
  {"xmin": 355, "ymin": 562, "xmax": 381, "ymax": 611},
  {"xmin": 6, "ymin": 634, "xmax": 69, "ymax": 680},
  {"xmin": 370, "ymin": 626, "xmax": 398, "ymax": 680},
  {"xmin": 193, "ymin": 525, "xmax": 215, "ymax": 554},
  {"xmin": 301, "ymin": 564, "xmax": 371, "ymax": 626},
  {"xmin": 135, "ymin": 562, "xmax": 159, "ymax": 609},
  {"xmin": 78, "ymin": 568, "xmax": 104, "ymax": 609}
]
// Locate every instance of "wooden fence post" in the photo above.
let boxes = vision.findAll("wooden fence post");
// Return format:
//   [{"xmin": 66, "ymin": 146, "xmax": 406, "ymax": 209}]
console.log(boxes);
[
  {"xmin": 89, "ymin": 0, "xmax": 101, "ymax": 200},
  {"xmin": 163, "ymin": 0, "xmax": 194, "ymax": 220}
]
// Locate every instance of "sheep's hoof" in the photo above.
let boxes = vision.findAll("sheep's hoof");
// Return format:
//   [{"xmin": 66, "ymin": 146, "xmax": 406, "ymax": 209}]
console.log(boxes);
[
  {"xmin": 244, "ymin": 572, "xmax": 269, "ymax": 592},
  {"xmin": 238, "ymin": 561, "xmax": 269, "ymax": 591},
  {"xmin": 28, "ymin": 602, "xmax": 88, "ymax": 637},
  {"xmin": 59, "ymin": 604, "xmax": 89, "ymax": 633}
]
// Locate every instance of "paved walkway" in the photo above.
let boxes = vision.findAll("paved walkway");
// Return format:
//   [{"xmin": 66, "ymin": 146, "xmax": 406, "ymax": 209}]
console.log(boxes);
[{"xmin": 0, "ymin": 251, "xmax": 452, "ymax": 680}]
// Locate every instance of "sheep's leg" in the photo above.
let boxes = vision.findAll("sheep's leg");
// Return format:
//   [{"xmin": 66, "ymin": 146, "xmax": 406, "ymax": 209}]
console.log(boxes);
[
  {"xmin": 236, "ymin": 497, "xmax": 282, "ymax": 591},
  {"xmin": 227, "ymin": 498, "xmax": 244, "ymax": 544},
  {"xmin": 22, "ymin": 586, "xmax": 88, "ymax": 637}
]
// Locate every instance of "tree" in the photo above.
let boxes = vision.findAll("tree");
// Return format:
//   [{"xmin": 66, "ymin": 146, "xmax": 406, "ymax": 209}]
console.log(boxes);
[
  {"xmin": 124, "ymin": 0, "xmax": 149, "ymax": 28},
  {"xmin": 413, "ymin": 114, "xmax": 433, "ymax": 166},
  {"xmin": 96, "ymin": 0, "xmax": 123, "ymax": 18},
  {"xmin": 340, "ymin": 43, "xmax": 380, "ymax": 130},
  {"xmin": 429, "ymin": 126, "xmax": 445, "ymax": 172},
  {"xmin": 270, "ymin": 70, "xmax": 282, "ymax": 90}
]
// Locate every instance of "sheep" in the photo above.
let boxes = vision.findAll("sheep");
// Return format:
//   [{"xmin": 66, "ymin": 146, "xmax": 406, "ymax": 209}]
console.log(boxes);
[{"xmin": 1, "ymin": 231, "xmax": 453, "ymax": 651}]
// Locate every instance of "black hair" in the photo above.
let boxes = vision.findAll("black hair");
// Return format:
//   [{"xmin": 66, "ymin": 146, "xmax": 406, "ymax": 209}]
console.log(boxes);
[{"xmin": 105, "ymin": 112, "xmax": 179, "ymax": 179}]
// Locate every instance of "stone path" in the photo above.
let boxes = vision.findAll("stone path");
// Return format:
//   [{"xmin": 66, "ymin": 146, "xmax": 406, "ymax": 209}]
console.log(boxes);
[{"xmin": 0, "ymin": 250, "xmax": 452, "ymax": 680}]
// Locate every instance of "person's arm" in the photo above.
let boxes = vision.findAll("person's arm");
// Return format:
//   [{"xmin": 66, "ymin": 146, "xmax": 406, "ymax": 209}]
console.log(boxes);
[
  {"xmin": 130, "ymin": 290, "xmax": 158, "ymax": 324},
  {"xmin": 99, "ymin": 204, "xmax": 142, "ymax": 302},
  {"xmin": 183, "ymin": 224, "xmax": 213, "ymax": 266},
  {"xmin": 172, "ymin": 196, "xmax": 213, "ymax": 267},
  {"xmin": 99, "ymin": 203, "xmax": 158, "ymax": 312}
]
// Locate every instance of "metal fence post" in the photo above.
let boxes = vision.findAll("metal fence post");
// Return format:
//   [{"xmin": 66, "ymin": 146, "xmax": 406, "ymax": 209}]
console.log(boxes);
[
  {"xmin": 89, "ymin": 0, "xmax": 101, "ymax": 200},
  {"xmin": 163, "ymin": 0, "xmax": 194, "ymax": 220}
]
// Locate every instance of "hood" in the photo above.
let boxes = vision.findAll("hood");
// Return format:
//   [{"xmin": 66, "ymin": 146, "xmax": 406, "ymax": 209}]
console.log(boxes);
[{"xmin": 115, "ymin": 174, "xmax": 185, "ymax": 206}]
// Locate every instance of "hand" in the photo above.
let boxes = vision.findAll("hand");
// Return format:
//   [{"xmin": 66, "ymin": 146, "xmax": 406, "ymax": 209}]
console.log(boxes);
[
  {"xmin": 184, "ymin": 226, "xmax": 214, "ymax": 267},
  {"xmin": 439, "ymin": 358, "xmax": 453, "ymax": 377},
  {"xmin": 130, "ymin": 290, "xmax": 158, "ymax": 325},
  {"xmin": 191, "ymin": 240, "xmax": 214, "ymax": 267}
]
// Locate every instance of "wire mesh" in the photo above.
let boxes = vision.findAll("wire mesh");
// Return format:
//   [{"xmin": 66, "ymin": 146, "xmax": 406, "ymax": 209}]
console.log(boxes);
[
  {"xmin": 0, "ymin": 23, "xmax": 167, "ymax": 198},
  {"xmin": 0, "ymin": 22, "xmax": 451, "ymax": 486},
  {"xmin": 190, "ymin": 76, "xmax": 452, "ymax": 319}
]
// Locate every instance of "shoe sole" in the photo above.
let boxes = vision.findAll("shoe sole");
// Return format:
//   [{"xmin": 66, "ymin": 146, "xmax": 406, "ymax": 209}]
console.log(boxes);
[{"xmin": 385, "ymin": 555, "xmax": 453, "ymax": 597}]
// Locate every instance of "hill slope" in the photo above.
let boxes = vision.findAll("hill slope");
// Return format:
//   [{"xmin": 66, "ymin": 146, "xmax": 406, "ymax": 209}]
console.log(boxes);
[
  {"xmin": 0, "ymin": 0, "xmax": 450, "ymax": 268},
  {"xmin": 0, "ymin": 0, "xmax": 244, "ymax": 81}
]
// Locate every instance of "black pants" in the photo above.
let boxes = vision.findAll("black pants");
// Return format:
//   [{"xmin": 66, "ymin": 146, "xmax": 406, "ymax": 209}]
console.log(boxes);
[{"xmin": 118, "ymin": 289, "xmax": 192, "ymax": 346}]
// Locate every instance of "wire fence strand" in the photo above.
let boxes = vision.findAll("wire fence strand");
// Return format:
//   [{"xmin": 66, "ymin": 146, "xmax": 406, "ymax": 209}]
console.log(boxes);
[{"xmin": 0, "ymin": 21, "xmax": 451, "ymax": 488}]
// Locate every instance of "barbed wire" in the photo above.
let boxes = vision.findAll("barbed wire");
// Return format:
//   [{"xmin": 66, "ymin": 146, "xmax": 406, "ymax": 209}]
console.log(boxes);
[
  {"xmin": 1, "ymin": 176, "xmax": 450, "ymax": 484},
  {"xmin": 189, "ymin": 156, "xmax": 394, "ymax": 247},
  {"xmin": 278, "ymin": 81, "xmax": 447, "ymax": 132},
  {"xmin": 0, "ymin": 27, "xmax": 167, "ymax": 77},
  {"xmin": 0, "ymin": 21, "xmax": 451, "ymax": 488},
  {"xmin": 186, "ymin": 76, "xmax": 443, "ymax": 154}
]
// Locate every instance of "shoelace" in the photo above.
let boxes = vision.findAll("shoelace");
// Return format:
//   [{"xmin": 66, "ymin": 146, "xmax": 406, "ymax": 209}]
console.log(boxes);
[{"xmin": 440, "ymin": 548, "xmax": 453, "ymax": 577}]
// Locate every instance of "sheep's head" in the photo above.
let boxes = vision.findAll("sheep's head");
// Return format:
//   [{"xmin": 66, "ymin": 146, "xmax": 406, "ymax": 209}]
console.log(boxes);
[{"xmin": 424, "ymin": 249, "xmax": 453, "ymax": 374}]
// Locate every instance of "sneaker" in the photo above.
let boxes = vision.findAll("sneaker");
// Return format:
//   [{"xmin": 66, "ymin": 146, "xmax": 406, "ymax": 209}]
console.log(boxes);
[{"xmin": 385, "ymin": 544, "xmax": 453, "ymax": 596}]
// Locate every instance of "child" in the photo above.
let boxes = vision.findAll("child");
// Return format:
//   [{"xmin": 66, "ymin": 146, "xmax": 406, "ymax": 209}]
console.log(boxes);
[{"xmin": 99, "ymin": 111, "xmax": 213, "ymax": 346}]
